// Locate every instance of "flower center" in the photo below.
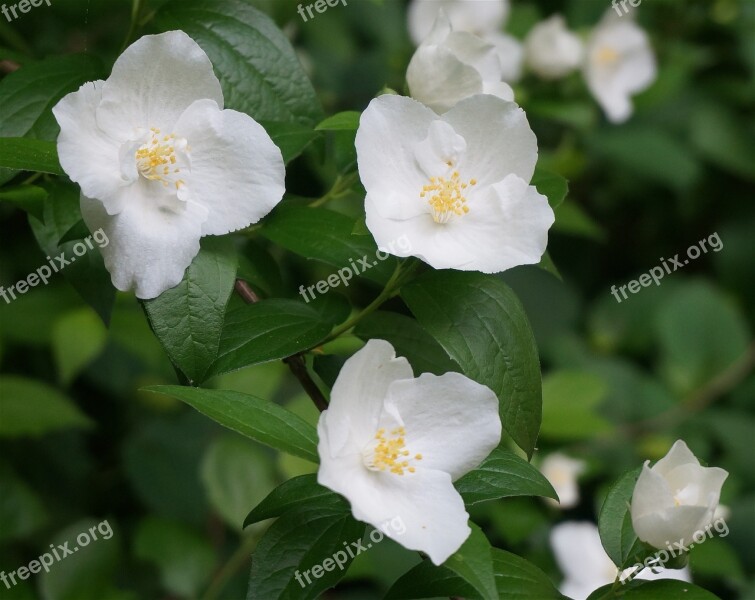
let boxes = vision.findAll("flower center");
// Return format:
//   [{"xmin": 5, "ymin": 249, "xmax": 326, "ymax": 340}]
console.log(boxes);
[
  {"xmin": 363, "ymin": 427, "xmax": 423, "ymax": 475},
  {"xmin": 420, "ymin": 171, "xmax": 477, "ymax": 224},
  {"xmin": 135, "ymin": 128, "xmax": 186, "ymax": 190},
  {"xmin": 596, "ymin": 46, "xmax": 619, "ymax": 65}
]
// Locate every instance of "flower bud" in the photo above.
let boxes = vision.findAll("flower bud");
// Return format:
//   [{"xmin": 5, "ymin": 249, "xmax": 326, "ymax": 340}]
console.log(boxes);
[
  {"xmin": 630, "ymin": 440, "xmax": 728, "ymax": 550},
  {"xmin": 524, "ymin": 15, "xmax": 583, "ymax": 79}
]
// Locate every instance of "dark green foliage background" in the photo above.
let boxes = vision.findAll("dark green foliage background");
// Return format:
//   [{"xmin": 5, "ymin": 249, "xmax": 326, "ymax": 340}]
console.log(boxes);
[{"xmin": 0, "ymin": 0, "xmax": 753, "ymax": 598}]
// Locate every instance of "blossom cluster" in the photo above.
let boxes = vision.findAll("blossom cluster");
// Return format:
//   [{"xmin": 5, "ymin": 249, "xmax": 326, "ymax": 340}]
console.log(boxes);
[{"xmin": 407, "ymin": 0, "xmax": 657, "ymax": 123}]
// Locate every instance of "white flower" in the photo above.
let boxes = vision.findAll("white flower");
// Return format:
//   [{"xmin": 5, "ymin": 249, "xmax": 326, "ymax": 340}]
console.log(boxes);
[
  {"xmin": 53, "ymin": 31, "xmax": 285, "ymax": 299},
  {"xmin": 524, "ymin": 15, "xmax": 583, "ymax": 79},
  {"xmin": 407, "ymin": 0, "xmax": 509, "ymax": 46},
  {"xmin": 583, "ymin": 11, "xmax": 656, "ymax": 123},
  {"xmin": 540, "ymin": 453, "xmax": 586, "ymax": 509},
  {"xmin": 551, "ymin": 522, "xmax": 691, "ymax": 600},
  {"xmin": 631, "ymin": 440, "xmax": 728, "ymax": 550},
  {"xmin": 317, "ymin": 339, "xmax": 501, "ymax": 565},
  {"xmin": 407, "ymin": 11, "xmax": 514, "ymax": 114},
  {"xmin": 355, "ymin": 94, "xmax": 554, "ymax": 273}
]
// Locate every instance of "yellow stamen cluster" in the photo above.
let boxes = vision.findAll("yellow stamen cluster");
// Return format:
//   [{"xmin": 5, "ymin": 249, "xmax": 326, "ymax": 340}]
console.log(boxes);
[
  {"xmin": 366, "ymin": 427, "xmax": 422, "ymax": 475},
  {"xmin": 135, "ymin": 128, "xmax": 185, "ymax": 189},
  {"xmin": 596, "ymin": 46, "xmax": 619, "ymax": 65},
  {"xmin": 421, "ymin": 171, "xmax": 477, "ymax": 224}
]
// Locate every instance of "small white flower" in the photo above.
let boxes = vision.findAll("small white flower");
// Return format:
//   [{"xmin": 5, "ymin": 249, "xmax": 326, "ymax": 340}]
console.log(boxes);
[
  {"xmin": 524, "ymin": 15, "xmax": 583, "ymax": 79},
  {"xmin": 53, "ymin": 31, "xmax": 285, "ymax": 299},
  {"xmin": 540, "ymin": 453, "xmax": 586, "ymax": 509},
  {"xmin": 407, "ymin": 11, "xmax": 514, "ymax": 114},
  {"xmin": 317, "ymin": 339, "xmax": 501, "ymax": 565},
  {"xmin": 551, "ymin": 522, "xmax": 691, "ymax": 600},
  {"xmin": 631, "ymin": 440, "xmax": 728, "ymax": 550},
  {"xmin": 583, "ymin": 11, "xmax": 656, "ymax": 123},
  {"xmin": 356, "ymin": 94, "xmax": 554, "ymax": 273},
  {"xmin": 407, "ymin": 0, "xmax": 509, "ymax": 46}
]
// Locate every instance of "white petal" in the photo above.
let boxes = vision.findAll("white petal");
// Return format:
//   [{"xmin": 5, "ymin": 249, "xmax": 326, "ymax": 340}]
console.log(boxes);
[
  {"xmin": 449, "ymin": 175, "xmax": 553, "ymax": 272},
  {"xmin": 551, "ymin": 522, "xmax": 616, "ymax": 584},
  {"xmin": 632, "ymin": 505, "xmax": 712, "ymax": 549},
  {"xmin": 540, "ymin": 453, "xmax": 586, "ymax": 509},
  {"xmin": 321, "ymin": 340, "xmax": 413, "ymax": 457},
  {"xmin": 631, "ymin": 462, "xmax": 676, "ymax": 519},
  {"xmin": 364, "ymin": 199, "xmax": 478, "ymax": 269},
  {"xmin": 407, "ymin": 45, "xmax": 484, "ymax": 114},
  {"xmin": 53, "ymin": 81, "xmax": 126, "ymax": 215},
  {"xmin": 408, "ymin": 0, "xmax": 508, "ymax": 46},
  {"xmin": 385, "ymin": 372, "xmax": 501, "ymax": 480},
  {"xmin": 482, "ymin": 32, "xmax": 524, "ymax": 82},
  {"xmin": 173, "ymin": 99, "xmax": 285, "ymax": 235},
  {"xmin": 97, "ymin": 31, "xmax": 224, "ymax": 139},
  {"xmin": 652, "ymin": 440, "xmax": 699, "ymax": 477},
  {"xmin": 80, "ymin": 186, "xmax": 208, "ymax": 300},
  {"xmin": 664, "ymin": 464, "xmax": 728, "ymax": 508},
  {"xmin": 413, "ymin": 120, "xmax": 468, "ymax": 177},
  {"xmin": 442, "ymin": 95, "xmax": 537, "ymax": 186},
  {"xmin": 356, "ymin": 95, "xmax": 438, "ymax": 219},
  {"xmin": 317, "ymin": 447, "xmax": 471, "ymax": 566}
]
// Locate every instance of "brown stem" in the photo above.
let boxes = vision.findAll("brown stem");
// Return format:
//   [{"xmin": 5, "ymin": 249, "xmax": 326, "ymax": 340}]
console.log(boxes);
[{"xmin": 234, "ymin": 278, "xmax": 328, "ymax": 412}]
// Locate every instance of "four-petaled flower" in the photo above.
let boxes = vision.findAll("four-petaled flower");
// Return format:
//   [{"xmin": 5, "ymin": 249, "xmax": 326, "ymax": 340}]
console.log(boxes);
[
  {"xmin": 317, "ymin": 339, "xmax": 501, "ymax": 564},
  {"xmin": 356, "ymin": 94, "xmax": 554, "ymax": 273},
  {"xmin": 631, "ymin": 439, "xmax": 728, "ymax": 549},
  {"xmin": 583, "ymin": 10, "xmax": 656, "ymax": 123},
  {"xmin": 53, "ymin": 30, "xmax": 285, "ymax": 299}
]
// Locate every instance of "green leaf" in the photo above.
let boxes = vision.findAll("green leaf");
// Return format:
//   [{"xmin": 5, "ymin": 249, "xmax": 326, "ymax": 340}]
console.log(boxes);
[
  {"xmin": 454, "ymin": 447, "xmax": 557, "ymax": 505},
  {"xmin": 0, "ymin": 376, "xmax": 92, "ymax": 437},
  {"xmin": 133, "ymin": 517, "xmax": 215, "ymax": 599},
  {"xmin": 260, "ymin": 205, "xmax": 396, "ymax": 285},
  {"xmin": 586, "ymin": 579, "xmax": 721, "ymax": 600},
  {"xmin": 541, "ymin": 370, "xmax": 612, "ymax": 440},
  {"xmin": 30, "ymin": 181, "xmax": 116, "ymax": 325},
  {"xmin": 531, "ymin": 167, "xmax": 568, "ymax": 209},
  {"xmin": 444, "ymin": 523, "xmax": 497, "ymax": 600},
  {"xmin": 0, "ymin": 183, "xmax": 46, "ymax": 220},
  {"xmin": 244, "ymin": 474, "xmax": 345, "ymax": 527},
  {"xmin": 143, "ymin": 385, "xmax": 319, "ymax": 463},
  {"xmin": 386, "ymin": 548, "xmax": 564, "ymax": 599},
  {"xmin": 261, "ymin": 120, "xmax": 318, "ymax": 164},
  {"xmin": 200, "ymin": 435, "xmax": 277, "ymax": 530},
  {"xmin": 0, "ymin": 138, "xmax": 62, "ymax": 174},
  {"xmin": 247, "ymin": 504, "xmax": 364, "ymax": 600},
  {"xmin": 209, "ymin": 299, "xmax": 332, "ymax": 377},
  {"xmin": 52, "ymin": 307, "xmax": 108, "ymax": 386},
  {"xmin": 402, "ymin": 271, "xmax": 542, "ymax": 457},
  {"xmin": 0, "ymin": 53, "xmax": 103, "ymax": 183},
  {"xmin": 315, "ymin": 111, "xmax": 361, "ymax": 131},
  {"xmin": 143, "ymin": 236, "xmax": 238, "ymax": 384},
  {"xmin": 0, "ymin": 462, "xmax": 48, "ymax": 542},
  {"xmin": 587, "ymin": 127, "xmax": 701, "ymax": 191},
  {"xmin": 39, "ymin": 518, "xmax": 121, "ymax": 600},
  {"xmin": 354, "ymin": 311, "xmax": 459, "ymax": 376},
  {"xmin": 552, "ymin": 202, "xmax": 606, "ymax": 241},
  {"xmin": 155, "ymin": 0, "xmax": 322, "ymax": 125},
  {"xmin": 598, "ymin": 467, "xmax": 655, "ymax": 570},
  {"xmin": 655, "ymin": 280, "xmax": 750, "ymax": 396}
]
